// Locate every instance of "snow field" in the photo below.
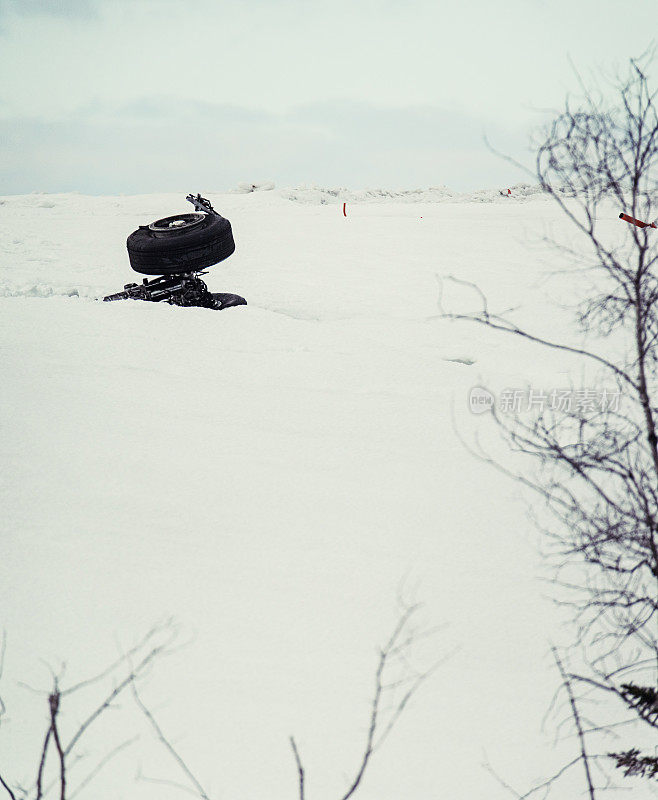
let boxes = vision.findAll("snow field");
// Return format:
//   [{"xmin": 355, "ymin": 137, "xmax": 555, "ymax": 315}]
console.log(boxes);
[{"xmin": 0, "ymin": 190, "xmax": 627, "ymax": 799}]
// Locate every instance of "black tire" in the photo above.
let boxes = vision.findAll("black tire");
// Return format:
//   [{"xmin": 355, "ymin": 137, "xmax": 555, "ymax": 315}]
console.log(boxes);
[{"xmin": 126, "ymin": 212, "xmax": 236, "ymax": 275}]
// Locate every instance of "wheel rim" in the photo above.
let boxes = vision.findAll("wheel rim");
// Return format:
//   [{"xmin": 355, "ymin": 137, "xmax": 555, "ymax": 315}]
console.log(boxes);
[{"xmin": 148, "ymin": 212, "xmax": 207, "ymax": 236}]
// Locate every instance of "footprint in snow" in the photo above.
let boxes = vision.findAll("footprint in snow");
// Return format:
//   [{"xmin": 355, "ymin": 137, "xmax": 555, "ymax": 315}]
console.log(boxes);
[{"xmin": 442, "ymin": 356, "xmax": 476, "ymax": 365}]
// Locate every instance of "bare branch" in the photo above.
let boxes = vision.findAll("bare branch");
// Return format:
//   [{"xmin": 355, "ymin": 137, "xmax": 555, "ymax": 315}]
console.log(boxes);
[
  {"xmin": 339, "ymin": 604, "xmax": 418, "ymax": 800},
  {"xmin": 35, "ymin": 726, "xmax": 52, "ymax": 800},
  {"xmin": 439, "ymin": 296, "xmax": 636, "ymax": 391},
  {"xmin": 69, "ymin": 736, "xmax": 138, "ymax": 799},
  {"xmin": 553, "ymin": 649, "xmax": 597, "ymax": 800},
  {"xmin": 289, "ymin": 736, "xmax": 305, "ymax": 800},
  {"xmin": 136, "ymin": 768, "xmax": 202, "ymax": 798},
  {"xmin": 131, "ymin": 681, "xmax": 211, "ymax": 800},
  {"xmin": 483, "ymin": 755, "xmax": 582, "ymax": 799},
  {"xmin": 62, "ymin": 622, "xmax": 169, "ymax": 697},
  {"xmin": 0, "ymin": 775, "xmax": 16, "ymax": 800},
  {"xmin": 288, "ymin": 602, "xmax": 443, "ymax": 800},
  {"xmin": 48, "ymin": 686, "xmax": 66, "ymax": 800},
  {"xmin": 64, "ymin": 632, "xmax": 173, "ymax": 757}
]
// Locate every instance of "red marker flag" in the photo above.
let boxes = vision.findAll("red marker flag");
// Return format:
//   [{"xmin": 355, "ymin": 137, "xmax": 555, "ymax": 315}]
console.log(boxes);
[{"xmin": 619, "ymin": 212, "xmax": 657, "ymax": 229}]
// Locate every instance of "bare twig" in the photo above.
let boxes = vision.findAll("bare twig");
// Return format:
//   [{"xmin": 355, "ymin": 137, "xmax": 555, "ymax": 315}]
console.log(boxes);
[
  {"xmin": 69, "ymin": 736, "xmax": 138, "ymax": 799},
  {"xmin": 290, "ymin": 602, "xmax": 443, "ymax": 800},
  {"xmin": 289, "ymin": 736, "xmax": 305, "ymax": 800},
  {"xmin": 2, "ymin": 625, "xmax": 178, "ymax": 800},
  {"xmin": 136, "ymin": 769, "xmax": 202, "ymax": 798},
  {"xmin": 339, "ymin": 604, "xmax": 419, "ymax": 800},
  {"xmin": 553, "ymin": 649, "xmax": 597, "ymax": 800},
  {"xmin": 48, "ymin": 686, "xmax": 66, "ymax": 800},
  {"xmin": 62, "ymin": 623, "xmax": 168, "ymax": 697},
  {"xmin": 484, "ymin": 755, "xmax": 586, "ymax": 800},
  {"xmin": 131, "ymin": 681, "xmax": 211, "ymax": 800},
  {"xmin": 35, "ymin": 726, "xmax": 52, "ymax": 800},
  {"xmin": 65, "ymin": 634, "xmax": 172, "ymax": 757},
  {"xmin": 374, "ymin": 648, "xmax": 456, "ymax": 750},
  {"xmin": 0, "ymin": 774, "xmax": 16, "ymax": 800}
]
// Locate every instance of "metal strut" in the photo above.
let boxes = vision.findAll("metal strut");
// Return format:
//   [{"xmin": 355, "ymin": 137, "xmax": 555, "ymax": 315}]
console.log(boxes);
[
  {"xmin": 185, "ymin": 193, "xmax": 220, "ymax": 216},
  {"xmin": 103, "ymin": 272, "xmax": 216, "ymax": 307}
]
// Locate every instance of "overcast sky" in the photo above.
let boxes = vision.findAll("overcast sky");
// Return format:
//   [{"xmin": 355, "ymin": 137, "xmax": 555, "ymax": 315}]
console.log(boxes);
[{"xmin": 0, "ymin": 0, "xmax": 655, "ymax": 194}]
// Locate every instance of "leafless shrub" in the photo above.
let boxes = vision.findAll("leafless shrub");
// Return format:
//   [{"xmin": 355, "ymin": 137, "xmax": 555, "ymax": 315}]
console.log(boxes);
[
  {"xmin": 289, "ymin": 600, "xmax": 446, "ymax": 800},
  {"xmin": 0, "ymin": 601, "xmax": 444, "ymax": 800},
  {"xmin": 442, "ymin": 52, "xmax": 658, "ymax": 794},
  {"xmin": 0, "ymin": 621, "xmax": 177, "ymax": 800}
]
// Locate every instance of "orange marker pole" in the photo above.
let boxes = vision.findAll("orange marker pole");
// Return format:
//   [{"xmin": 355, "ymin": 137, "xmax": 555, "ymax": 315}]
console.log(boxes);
[{"xmin": 619, "ymin": 212, "xmax": 657, "ymax": 228}]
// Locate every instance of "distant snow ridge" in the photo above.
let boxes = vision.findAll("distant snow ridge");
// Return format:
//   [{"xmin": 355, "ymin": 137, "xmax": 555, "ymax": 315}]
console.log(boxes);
[
  {"xmin": 232, "ymin": 181, "xmax": 276, "ymax": 193},
  {"xmin": 278, "ymin": 182, "xmax": 544, "ymax": 205}
]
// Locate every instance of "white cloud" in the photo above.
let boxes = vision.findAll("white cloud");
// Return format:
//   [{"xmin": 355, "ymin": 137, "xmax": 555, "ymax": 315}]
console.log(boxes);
[
  {"xmin": 0, "ymin": 0, "xmax": 655, "ymax": 192},
  {"xmin": 0, "ymin": 0, "xmax": 100, "ymax": 19},
  {"xmin": 0, "ymin": 99, "xmax": 532, "ymax": 193}
]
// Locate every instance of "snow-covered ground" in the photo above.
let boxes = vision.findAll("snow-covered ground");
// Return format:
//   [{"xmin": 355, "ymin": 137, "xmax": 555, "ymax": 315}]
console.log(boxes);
[{"xmin": 0, "ymin": 188, "xmax": 627, "ymax": 799}]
